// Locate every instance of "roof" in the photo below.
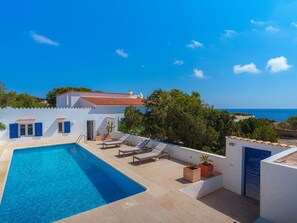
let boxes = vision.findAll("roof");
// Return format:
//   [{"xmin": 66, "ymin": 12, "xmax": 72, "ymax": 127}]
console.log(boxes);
[
  {"xmin": 16, "ymin": 117, "xmax": 36, "ymax": 122},
  {"xmin": 82, "ymin": 97, "xmax": 144, "ymax": 106},
  {"xmin": 57, "ymin": 91, "xmax": 130, "ymax": 96},
  {"xmin": 275, "ymin": 151, "xmax": 297, "ymax": 167},
  {"xmin": 226, "ymin": 136, "xmax": 296, "ymax": 149}
]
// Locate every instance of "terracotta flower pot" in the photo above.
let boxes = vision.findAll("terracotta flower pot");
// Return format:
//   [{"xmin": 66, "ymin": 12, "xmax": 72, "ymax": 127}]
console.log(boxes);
[
  {"xmin": 104, "ymin": 133, "xmax": 110, "ymax": 141},
  {"xmin": 183, "ymin": 166, "xmax": 201, "ymax": 183},
  {"xmin": 95, "ymin": 135, "xmax": 101, "ymax": 141},
  {"xmin": 198, "ymin": 163, "xmax": 214, "ymax": 177}
]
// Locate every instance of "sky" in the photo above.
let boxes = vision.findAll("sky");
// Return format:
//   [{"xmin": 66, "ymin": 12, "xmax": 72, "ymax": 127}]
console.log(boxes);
[{"xmin": 1, "ymin": 0, "xmax": 297, "ymax": 108}]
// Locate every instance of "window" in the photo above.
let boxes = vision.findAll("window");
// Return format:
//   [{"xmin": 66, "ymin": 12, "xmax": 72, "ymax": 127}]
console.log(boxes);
[
  {"xmin": 58, "ymin": 122, "xmax": 64, "ymax": 133},
  {"xmin": 19, "ymin": 123, "xmax": 34, "ymax": 136},
  {"xmin": 58, "ymin": 121, "xmax": 71, "ymax": 133},
  {"xmin": 27, "ymin": 124, "xmax": 33, "ymax": 136},
  {"xmin": 20, "ymin": 124, "xmax": 26, "ymax": 136}
]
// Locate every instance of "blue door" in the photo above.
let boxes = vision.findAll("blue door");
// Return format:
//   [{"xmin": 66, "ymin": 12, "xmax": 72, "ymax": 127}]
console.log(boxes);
[{"xmin": 244, "ymin": 147, "xmax": 271, "ymax": 200}]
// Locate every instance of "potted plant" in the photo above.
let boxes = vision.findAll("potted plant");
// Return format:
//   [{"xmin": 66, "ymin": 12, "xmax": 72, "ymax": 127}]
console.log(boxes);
[
  {"xmin": 183, "ymin": 163, "xmax": 201, "ymax": 183},
  {"xmin": 198, "ymin": 155, "xmax": 214, "ymax": 177},
  {"xmin": 0, "ymin": 122, "xmax": 6, "ymax": 131},
  {"xmin": 95, "ymin": 130, "xmax": 101, "ymax": 141},
  {"xmin": 104, "ymin": 122, "xmax": 115, "ymax": 140}
]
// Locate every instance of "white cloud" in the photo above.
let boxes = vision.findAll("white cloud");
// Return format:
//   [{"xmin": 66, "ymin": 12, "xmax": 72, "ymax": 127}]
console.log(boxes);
[
  {"xmin": 221, "ymin": 30, "xmax": 237, "ymax": 39},
  {"xmin": 186, "ymin": 40, "xmax": 203, "ymax": 48},
  {"xmin": 250, "ymin": 19, "xmax": 268, "ymax": 26},
  {"xmin": 173, "ymin": 59, "xmax": 184, "ymax": 65},
  {"xmin": 233, "ymin": 63, "xmax": 260, "ymax": 74},
  {"xmin": 266, "ymin": 56, "xmax": 292, "ymax": 73},
  {"xmin": 30, "ymin": 31, "xmax": 59, "ymax": 46},
  {"xmin": 291, "ymin": 22, "xmax": 297, "ymax": 28},
  {"xmin": 265, "ymin": 26, "xmax": 279, "ymax": 33},
  {"xmin": 115, "ymin": 49, "xmax": 128, "ymax": 58},
  {"xmin": 193, "ymin": 69, "xmax": 205, "ymax": 79}
]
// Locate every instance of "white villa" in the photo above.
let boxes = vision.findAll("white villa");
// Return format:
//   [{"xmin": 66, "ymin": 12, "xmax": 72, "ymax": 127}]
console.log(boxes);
[
  {"xmin": 0, "ymin": 91, "xmax": 297, "ymax": 223},
  {"xmin": 0, "ymin": 90, "xmax": 145, "ymax": 144}
]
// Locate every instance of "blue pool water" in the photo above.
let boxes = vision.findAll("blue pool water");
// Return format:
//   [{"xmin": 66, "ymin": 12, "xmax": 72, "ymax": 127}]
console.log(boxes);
[{"xmin": 0, "ymin": 143, "xmax": 145, "ymax": 223}]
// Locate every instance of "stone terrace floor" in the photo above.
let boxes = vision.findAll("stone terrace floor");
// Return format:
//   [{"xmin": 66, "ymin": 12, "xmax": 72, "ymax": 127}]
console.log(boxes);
[
  {"xmin": 59, "ymin": 141, "xmax": 259, "ymax": 223},
  {"xmin": 0, "ymin": 140, "xmax": 260, "ymax": 223}
]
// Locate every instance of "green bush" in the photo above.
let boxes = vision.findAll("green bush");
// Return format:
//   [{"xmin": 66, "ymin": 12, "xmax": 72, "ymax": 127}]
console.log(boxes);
[
  {"xmin": 119, "ymin": 89, "xmax": 279, "ymax": 155},
  {"xmin": 236, "ymin": 118, "xmax": 278, "ymax": 142},
  {"xmin": 0, "ymin": 122, "xmax": 6, "ymax": 131}
]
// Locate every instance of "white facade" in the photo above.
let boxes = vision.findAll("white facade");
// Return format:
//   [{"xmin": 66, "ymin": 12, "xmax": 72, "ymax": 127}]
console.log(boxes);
[
  {"xmin": 0, "ymin": 107, "xmax": 127, "ymax": 146},
  {"xmin": 261, "ymin": 148, "xmax": 297, "ymax": 223},
  {"xmin": 224, "ymin": 137, "xmax": 287, "ymax": 195},
  {"xmin": 56, "ymin": 91, "xmax": 145, "ymax": 109}
]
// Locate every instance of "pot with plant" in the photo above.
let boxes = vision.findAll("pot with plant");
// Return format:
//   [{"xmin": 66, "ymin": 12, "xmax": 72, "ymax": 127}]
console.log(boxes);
[
  {"xmin": 104, "ymin": 122, "xmax": 115, "ymax": 140},
  {"xmin": 183, "ymin": 163, "xmax": 201, "ymax": 183},
  {"xmin": 95, "ymin": 130, "xmax": 101, "ymax": 141},
  {"xmin": 198, "ymin": 155, "xmax": 214, "ymax": 177},
  {"xmin": 0, "ymin": 122, "xmax": 6, "ymax": 131}
]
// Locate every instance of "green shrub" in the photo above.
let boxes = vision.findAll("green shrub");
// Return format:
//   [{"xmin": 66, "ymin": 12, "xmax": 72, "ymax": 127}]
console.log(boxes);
[{"xmin": 0, "ymin": 122, "xmax": 6, "ymax": 131}]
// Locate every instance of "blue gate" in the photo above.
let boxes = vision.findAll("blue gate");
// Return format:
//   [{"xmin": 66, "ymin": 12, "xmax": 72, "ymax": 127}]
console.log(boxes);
[{"xmin": 244, "ymin": 147, "xmax": 271, "ymax": 200}]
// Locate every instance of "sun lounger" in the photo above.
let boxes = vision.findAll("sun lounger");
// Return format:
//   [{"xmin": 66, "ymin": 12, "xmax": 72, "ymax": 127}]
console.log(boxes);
[
  {"xmin": 102, "ymin": 134, "xmax": 130, "ymax": 148},
  {"xmin": 118, "ymin": 139, "xmax": 150, "ymax": 156},
  {"xmin": 132, "ymin": 143, "xmax": 169, "ymax": 165}
]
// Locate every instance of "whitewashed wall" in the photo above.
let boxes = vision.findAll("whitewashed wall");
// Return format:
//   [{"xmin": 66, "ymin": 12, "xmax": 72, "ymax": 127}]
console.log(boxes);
[
  {"xmin": 111, "ymin": 131, "xmax": 226, "ymax": 173},
  {"xmin": 0, "ymin": 108, "xmax": 126, "ymax": 146},
  {"xmin": 260, "ymin": 148, "xmax": 297, "ymax": 223},
  {"xmin": 224, "ymin": 138, "xmax": 288, "ymax": 195},
  {"xmin": 111, "ymin": 132, "xmax": 293, "ymax": 197},
  {"xmin": 57, "ymin": 92, "xmax": 139, "ymax": 108}
]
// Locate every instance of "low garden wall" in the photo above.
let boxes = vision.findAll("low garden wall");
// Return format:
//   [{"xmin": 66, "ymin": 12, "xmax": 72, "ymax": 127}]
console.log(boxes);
[
  {"xmin": 276, "ymin": 128, "xmax": 297, "ymax": 138},
  {"xmin": 111, "ymin": 131, "xmax": 226, "ymax": 174}
]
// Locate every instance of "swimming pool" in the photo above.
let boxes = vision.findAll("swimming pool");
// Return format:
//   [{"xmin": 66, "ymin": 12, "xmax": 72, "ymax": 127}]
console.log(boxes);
[{"xmin": 0, "ymin": 143, "xmax": 146, "ymax": 222}]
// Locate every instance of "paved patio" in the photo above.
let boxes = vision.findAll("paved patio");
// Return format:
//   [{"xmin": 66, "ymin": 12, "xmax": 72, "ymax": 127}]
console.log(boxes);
[{"xmin": 0, "ymin": 140, "xmax": 260, "ymax": 222}]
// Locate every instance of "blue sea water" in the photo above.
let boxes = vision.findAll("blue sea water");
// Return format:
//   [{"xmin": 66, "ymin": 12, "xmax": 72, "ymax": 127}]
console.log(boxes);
[
  {"xmin": 221, "ymin": 109, "xmax": 297, "ymax": 122},
  {"xmin": 0, "ymin": 143, "xmax": 145, "ymax": 223}
]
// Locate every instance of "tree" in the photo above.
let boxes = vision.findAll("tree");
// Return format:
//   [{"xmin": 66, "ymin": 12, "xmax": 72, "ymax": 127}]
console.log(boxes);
[
  {"xmin": 252, "ymin": 125, "xmax": 278, "ymax": 142},
  {"xmin": 0, "ymin": 82, "xmax": 46, "ymax": 108},
  {"xmin": 0, "ymin": 82, "xmax": 7, "ymax": 108},
  {"xmin": 282, "ymin": 116, "xmax": 297, "ymax": 130},
  {"xmin": 46, "ymin": 87, "xmax": 93, "ymax": 107},
  {"xmin": 118, "ymin": 89, "xmax": 279, "ymax": 155},
  {"xmin": 118, "ymin": 106, "xmax": 145, "ymax": 135},
  {"xmin": 237, "ymin": 118, "xmax": 278, "ymax": 142},
  {"xmin": 9, "ymin": 94, "xmax": 47, "ymax": 108}
]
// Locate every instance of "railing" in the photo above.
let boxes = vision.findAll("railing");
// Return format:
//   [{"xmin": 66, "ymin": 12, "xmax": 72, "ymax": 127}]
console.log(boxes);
[{"xmin": 76, "ymin": 133, "xmax": 87, "ymax": 144}]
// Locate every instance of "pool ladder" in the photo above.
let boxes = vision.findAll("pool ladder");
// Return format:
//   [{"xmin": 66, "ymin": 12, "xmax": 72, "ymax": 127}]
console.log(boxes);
[{"xmin": 76, "ymin": 133, "xmax": 87, "ymax": 144}]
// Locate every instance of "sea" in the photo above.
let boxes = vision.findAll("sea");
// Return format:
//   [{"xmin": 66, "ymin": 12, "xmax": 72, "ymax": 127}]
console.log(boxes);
[{"xmin": 220, "ymin": 109, "xmax": 297, "ymax": 122}]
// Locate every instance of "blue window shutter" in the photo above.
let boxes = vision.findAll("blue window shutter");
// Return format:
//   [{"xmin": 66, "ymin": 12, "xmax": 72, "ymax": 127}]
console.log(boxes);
[
  {"xmin": 64, "ymin": 121, "xmax": 71, "ymax": 133},
  {"xmin": 9, "ymin": 123, "xmax": 19, "ymax": 139},
  {"xmin": 35, "ymin": 123, "xmax": 43, "ymax": 136}
]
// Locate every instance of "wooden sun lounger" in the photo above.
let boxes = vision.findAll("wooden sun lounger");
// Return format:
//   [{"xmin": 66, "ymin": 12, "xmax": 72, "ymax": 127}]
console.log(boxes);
[
  {"xmin": 118, "ymin": 139, "xmax": 150, "ymax": 156},
  {"xmin": 101, "ymin": 134, "xmax": 130, "ymax": 148},
  {"xmin": 132, "ymin": 143, "xmax": 170, "ymax": 165}
]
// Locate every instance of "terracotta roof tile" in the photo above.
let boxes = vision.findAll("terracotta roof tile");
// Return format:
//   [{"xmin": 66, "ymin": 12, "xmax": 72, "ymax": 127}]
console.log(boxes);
[
  {"xmin": 226, "ymin": 136, "xmax": 295, "ymax": 149},
  {"xmin": 82, "ymin": 97, "xmax": 144, "ymax": 106}
]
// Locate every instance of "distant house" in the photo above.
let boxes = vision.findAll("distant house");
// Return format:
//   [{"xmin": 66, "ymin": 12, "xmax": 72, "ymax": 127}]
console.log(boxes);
[
  {"xmin": 56, "ymin": 90, "xmax": 144, "ymax": 109},
  {"xmin": 234, "ymin": 115, "xmax": 254, "ymax": 122}
]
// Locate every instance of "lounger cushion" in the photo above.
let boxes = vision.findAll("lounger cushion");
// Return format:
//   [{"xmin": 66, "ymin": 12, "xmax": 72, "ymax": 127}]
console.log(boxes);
[
  {"xmin": 134, "ymin": 152, "xmax": 158, "ymax": 159},
  {"xmin": 119, "ymin": 147, "xmax": 141, "ymax": 152},
  {"xmin": 103, "ymin": 140, "xmax": 123, "ymax": 145}
]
